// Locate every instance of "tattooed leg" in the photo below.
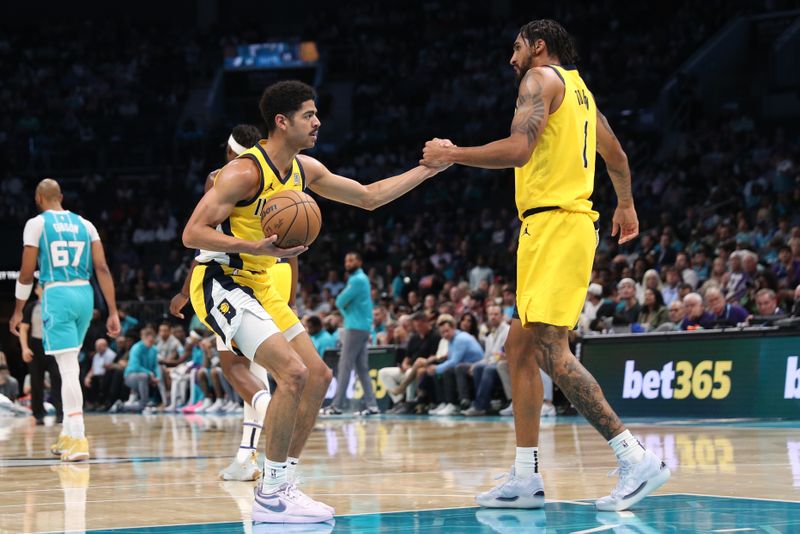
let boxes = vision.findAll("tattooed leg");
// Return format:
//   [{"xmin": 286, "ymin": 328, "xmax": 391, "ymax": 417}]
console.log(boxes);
[
  {"xmin": 529, "ymin": 322, "xmax": 624, "ymax": 440},
  {"xmin": 506, "ymin": 319, "xmax": 544, "ymax": 447}
]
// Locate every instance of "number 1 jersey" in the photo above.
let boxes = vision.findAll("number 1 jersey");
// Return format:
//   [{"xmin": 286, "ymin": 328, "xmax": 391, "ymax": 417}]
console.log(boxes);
[
  {"xmin": 514, "ymin": 64, "xmax": 599, "ymax": 221},
  {"xmin": 23, "ymin": 210, "xmax": 99, "ymax": 284}
]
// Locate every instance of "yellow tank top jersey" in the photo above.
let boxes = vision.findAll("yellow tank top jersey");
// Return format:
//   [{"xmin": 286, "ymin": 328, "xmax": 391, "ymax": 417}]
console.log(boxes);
[
  {"xmin": 196, "ymin": 140, "xmax": 306, "ymax": 273},
  {"xmin": 515, "ymin": 65, "xmax": 598, "ymax": 221}
]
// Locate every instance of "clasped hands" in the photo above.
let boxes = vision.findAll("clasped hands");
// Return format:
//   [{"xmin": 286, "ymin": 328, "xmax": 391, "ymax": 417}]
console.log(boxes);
[{"xmin": 420, "ymin": 138, "xmax": 456, "ymax": 170}]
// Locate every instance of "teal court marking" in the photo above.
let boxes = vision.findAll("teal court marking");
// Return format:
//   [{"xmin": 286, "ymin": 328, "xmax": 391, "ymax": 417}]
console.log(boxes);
[{"xmin": 84, "ymin": 494, "xmax": 800, "ymax": 533}]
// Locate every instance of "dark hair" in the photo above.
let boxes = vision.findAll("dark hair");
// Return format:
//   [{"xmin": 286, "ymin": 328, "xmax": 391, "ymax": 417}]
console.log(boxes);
[
  {"xmin": 306, "ymin": 315, "xmax": 322, "ymax": 329},
  {"xmin": 259, "ymin": 81, "xmax": 317, "ymax": 133},
  {"xmin": 646, "ymin": 288, "xmax": 665, "ymax": 310},
  {"xmin": 231, "ymin": 124, "xmax": 262, "ymax": 148},
  {"xmin": 411, "ymin": 311, "xmax": 427, "ymax": 322},
  {"xmin": 459, "ymin": 311, "xmax": 480, "ymax": 338},
  {"xmin": 519, "ymin": 19, "xmax": 578, "ymax": 65},
  {"xmin": 346, "ymin": 251, "xmax": 363, "ymax": 261}
]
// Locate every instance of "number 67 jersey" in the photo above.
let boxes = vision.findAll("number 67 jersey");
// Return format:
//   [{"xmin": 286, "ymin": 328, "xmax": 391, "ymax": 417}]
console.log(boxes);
[
  {"xmin": 23, "ymin": 210, "xmax": 99, "ymax": 284},
  {"xmin": 23, "ymin": 210, "xmax": 99, "ymax": 355}
]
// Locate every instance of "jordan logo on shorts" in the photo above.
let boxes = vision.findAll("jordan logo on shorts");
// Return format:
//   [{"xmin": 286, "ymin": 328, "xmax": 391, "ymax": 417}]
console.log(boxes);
[
  {"xmin": 523, "ymin": 225, "xmax": 531, "ymax": 236},
  {"xmin": 217, "ymin": 299, "xmax": 237, "ymax": 323}
]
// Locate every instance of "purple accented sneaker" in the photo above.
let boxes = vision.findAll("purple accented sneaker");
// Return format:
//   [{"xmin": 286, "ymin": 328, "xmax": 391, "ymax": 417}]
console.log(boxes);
[
  {"xmin": 253, "ymin": 483, "xmax": 334, "ymax": 524},
  {"xmin": 595, "ymin": 449, "xmax": 671, "ymax": 511},
  {"xmin": 476, "ymin": 466, "xmax": 545, "ymax": 509}
]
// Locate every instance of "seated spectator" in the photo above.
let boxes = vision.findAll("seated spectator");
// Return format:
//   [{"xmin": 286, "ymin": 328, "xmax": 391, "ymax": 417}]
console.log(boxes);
[
  {"xmin": 637, "ymin": 289, "xmax": 669, "ymax": 331},
  {"xmin": 105, "ymin": 336, "xmax": 132, "ymax": 412},
  {"xmin": 83, "ymin": 338, "xmax": 116, "ymax": 410},
  {"xmin": 705, "ymin": 287, "xmax": 748, "ymax": 326},
  {"xmin": 680, "ymin": 293, "xmax": 715, "ymax": 330},
  {"xmin": 459, "ymin": 311, "xmax": 480, "ymax": 342},
  {"xmin": 156, "ymin": 321, "xmax": 184, "ymax": 404},
  {"xmin": 591, "ymin": 285, "xmax": 619, "ymax": 332},
  {"xmin": 306, "ymin": 315, "xmax": 336, "ymax": 356},
  {"xmin": 459, "ymin": 305, "xmax": 510, "ymax": 416},
  {"xmin": 322, "ymin": 270, "xmax": 345, "ymax": 297},
  {"xmin": 371, "ymin": 307, "xmax": 388, "ymax": 345},
  {"xmin": 123, "ymin": 327, "xmax": 161, "ymax": 412},
  {"xmin": 166, "ymin": 330, "xmax": 205, "ymax": 412},
  {"xmin": 754, "ymin": 288, "xmax": 784, "ymax": 317},
  {"xmin": 468, "ymin": 255, "xmax": 493, "ymax": 291},
  {"xmin": 382, "ymin": 312, "xmax": 440, "ymax": 414},
  {"xmin": 427, "ymin": 314, "xmax": 483, "ymax": 416},
  {"xmin": 193, "ymin": 337, "xmax": 237, "ymax": 413},
  {"xmin": 501, "ymin": 286, "xmax": 516, "ymax": 321},
  {"xmin": 664, "ymin": 300, "xmax": 685, "ymax": 331},
  {"xmin": 661, "ymin": 268, "xmax": 681, "ymax": 307},
  {"xmin": 774, "ymin": 245, "xmax": 800, "ymax": 292},
  {"xmin": 578, "ymin": 283, "xmax": 604, "ymax": 333},
  {"xmin": 792, "ymin": 284, "xmax": 800, "ymax": 316},
  {"xmin": 376, "ymin": 319, "xmax": 409, "ymax": 346},
  {"xmin": 723, "ymin": 251, "xmax": 754, "ymax": 303},
  {"xmin": 700, "ymin": 257, "xmax": 727, "ymax": 294},
  {"xmin": 0, "ymin": 358, "xmax": 19, "ymax": 403},
  {"xmin": 613, "ymin": 278, "xmax": 641, "ymax": 328},
  {"xmin": 677, "ymin": 282, "xmax": 694, "ymax": 302}
]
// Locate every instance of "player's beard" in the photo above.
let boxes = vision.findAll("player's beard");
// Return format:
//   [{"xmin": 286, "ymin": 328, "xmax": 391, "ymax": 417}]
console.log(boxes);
[{"xmin": 515, "ymin": 57, "xmax": 533, "ymax": 84}]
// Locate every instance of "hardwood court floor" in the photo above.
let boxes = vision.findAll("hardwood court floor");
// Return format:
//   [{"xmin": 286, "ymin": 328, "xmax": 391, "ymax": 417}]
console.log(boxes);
[{"xmin": 0, "ymin": 414, "xmax": 798, "ymax": 533}]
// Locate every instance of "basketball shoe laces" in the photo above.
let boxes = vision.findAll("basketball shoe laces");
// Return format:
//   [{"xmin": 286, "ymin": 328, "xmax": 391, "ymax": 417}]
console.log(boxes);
[
  {"xmin": 287, "ymin": 477, "xmax": 319, "ymax": 507},
  {"xmin": 607, "ymin": 462, "xmax": 636, "ymax": 499}
]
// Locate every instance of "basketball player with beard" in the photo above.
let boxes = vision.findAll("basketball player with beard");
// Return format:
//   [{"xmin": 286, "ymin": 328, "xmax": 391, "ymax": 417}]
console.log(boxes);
[{"xmin": 421, "ymin": 19, "xmax": 670, "ymax": 512}]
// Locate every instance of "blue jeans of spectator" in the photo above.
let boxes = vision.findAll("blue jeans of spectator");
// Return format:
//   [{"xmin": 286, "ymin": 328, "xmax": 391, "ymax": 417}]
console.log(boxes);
[{"xmin": 473, "ymin": 363, "xmax": 499, "ymax": 411}]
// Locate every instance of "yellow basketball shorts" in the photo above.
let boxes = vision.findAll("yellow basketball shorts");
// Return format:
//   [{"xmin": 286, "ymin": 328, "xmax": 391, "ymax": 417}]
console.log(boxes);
[
  {"xmin": 189, "ymin": 262, "xmax": 299, "ymax": 353},
  {"xmin": 515, "ymin": 210, "xmax": 598, "ymax": 328}
]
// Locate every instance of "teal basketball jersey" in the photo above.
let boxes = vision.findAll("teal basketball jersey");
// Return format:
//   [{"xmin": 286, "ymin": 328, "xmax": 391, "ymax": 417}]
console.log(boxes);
[{"xmin": 23, "ymin": 210, "xmax": 99, "ymax": 284}]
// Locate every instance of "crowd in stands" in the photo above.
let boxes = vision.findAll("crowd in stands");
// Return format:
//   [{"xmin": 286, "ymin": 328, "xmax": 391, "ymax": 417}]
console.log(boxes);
[{"xmin": 3, "ymin": 2, "xmax": 800, "ymax": 418}]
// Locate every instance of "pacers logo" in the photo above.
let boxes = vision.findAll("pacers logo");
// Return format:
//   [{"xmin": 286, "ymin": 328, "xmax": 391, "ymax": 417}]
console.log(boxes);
[{"xmin": 217, "ymin": 299, "xmax": 237, "ymax": 323}]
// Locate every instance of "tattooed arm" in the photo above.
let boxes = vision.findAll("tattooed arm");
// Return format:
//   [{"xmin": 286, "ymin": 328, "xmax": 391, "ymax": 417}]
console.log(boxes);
[
  {"xmin": 420, "ymin": 68, "xmax": 559, "ymax": 169},
  {"xmin": 597, "ymin": 110, "xmax": 639, "ymax": 244}
]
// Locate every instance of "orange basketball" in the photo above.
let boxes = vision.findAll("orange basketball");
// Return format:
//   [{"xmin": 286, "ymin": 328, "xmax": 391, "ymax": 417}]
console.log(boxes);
[{"xmin": 259, "ymin": 190, "xmax": 322, "ymax": 248}]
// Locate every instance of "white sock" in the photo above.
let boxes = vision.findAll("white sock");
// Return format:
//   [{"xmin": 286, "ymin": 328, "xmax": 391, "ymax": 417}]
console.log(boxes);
[
  {"xmin": 609, "ymin": 429, "xmax": 646, "ymax": 463},
  {"xmin": 287, "ymin": 456, "xmax": 299, "ymax": 482},
  {"xmin": 55, "ymin": 351, "xmax": 85, "ymax": 439},
  {"xmin": 261, "ymin": 459, "xmax": 287, "ymax": 494},
  {"xmin": 236, "ymin": 389, "xmax": 269, "ymax": 462},
  {"xmin": 514, "ymin": 446, "xmax": 539, "ymax": 478}
]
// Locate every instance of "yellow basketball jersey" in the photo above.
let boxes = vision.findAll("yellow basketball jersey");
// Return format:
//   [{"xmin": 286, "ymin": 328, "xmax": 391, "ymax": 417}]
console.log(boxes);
[
  {"xmin": 514, "ymin": 65, "xmax": 598, "ymax": 221},
  {"xmin": 196, "ymin": 140, "xmax": 306, "ymax": 273}
]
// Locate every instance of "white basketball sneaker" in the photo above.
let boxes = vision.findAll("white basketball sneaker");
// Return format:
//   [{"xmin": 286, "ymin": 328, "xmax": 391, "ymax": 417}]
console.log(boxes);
[
  {"xmin": 218, "ymin": 452, "xmax": 261, "ymax": 481},
  {"xmin": 252, "ymin": 483, "xmax": 334, "ymax": 524},
  {"xmin": 595, "ymin": 449, "xmax": 671, "ymax": 511},
  {"xmin": 476, "ymin": 467, "xmax": 545, "ymax": 509},
  {"xmin": 287, "ymin": 480, "xmax": 335, "ymax": 515}
]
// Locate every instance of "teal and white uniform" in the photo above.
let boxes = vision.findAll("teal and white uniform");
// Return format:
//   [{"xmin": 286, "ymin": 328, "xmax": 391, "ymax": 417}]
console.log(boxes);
[{"xmin": 23, "ymin": 210, "xmax": 99, "ymax": 355}]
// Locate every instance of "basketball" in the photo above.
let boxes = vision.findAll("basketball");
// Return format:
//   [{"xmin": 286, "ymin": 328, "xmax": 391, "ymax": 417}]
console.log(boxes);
[{"xmin": 259, "ymin": 190, "xmax": 322, "ymax": 248}]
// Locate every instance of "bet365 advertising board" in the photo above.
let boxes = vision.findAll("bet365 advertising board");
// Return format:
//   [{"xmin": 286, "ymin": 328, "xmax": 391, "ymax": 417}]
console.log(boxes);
[{"xmin": 581, "ymin": 331, "xmax": 800, "ymax": 418}]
